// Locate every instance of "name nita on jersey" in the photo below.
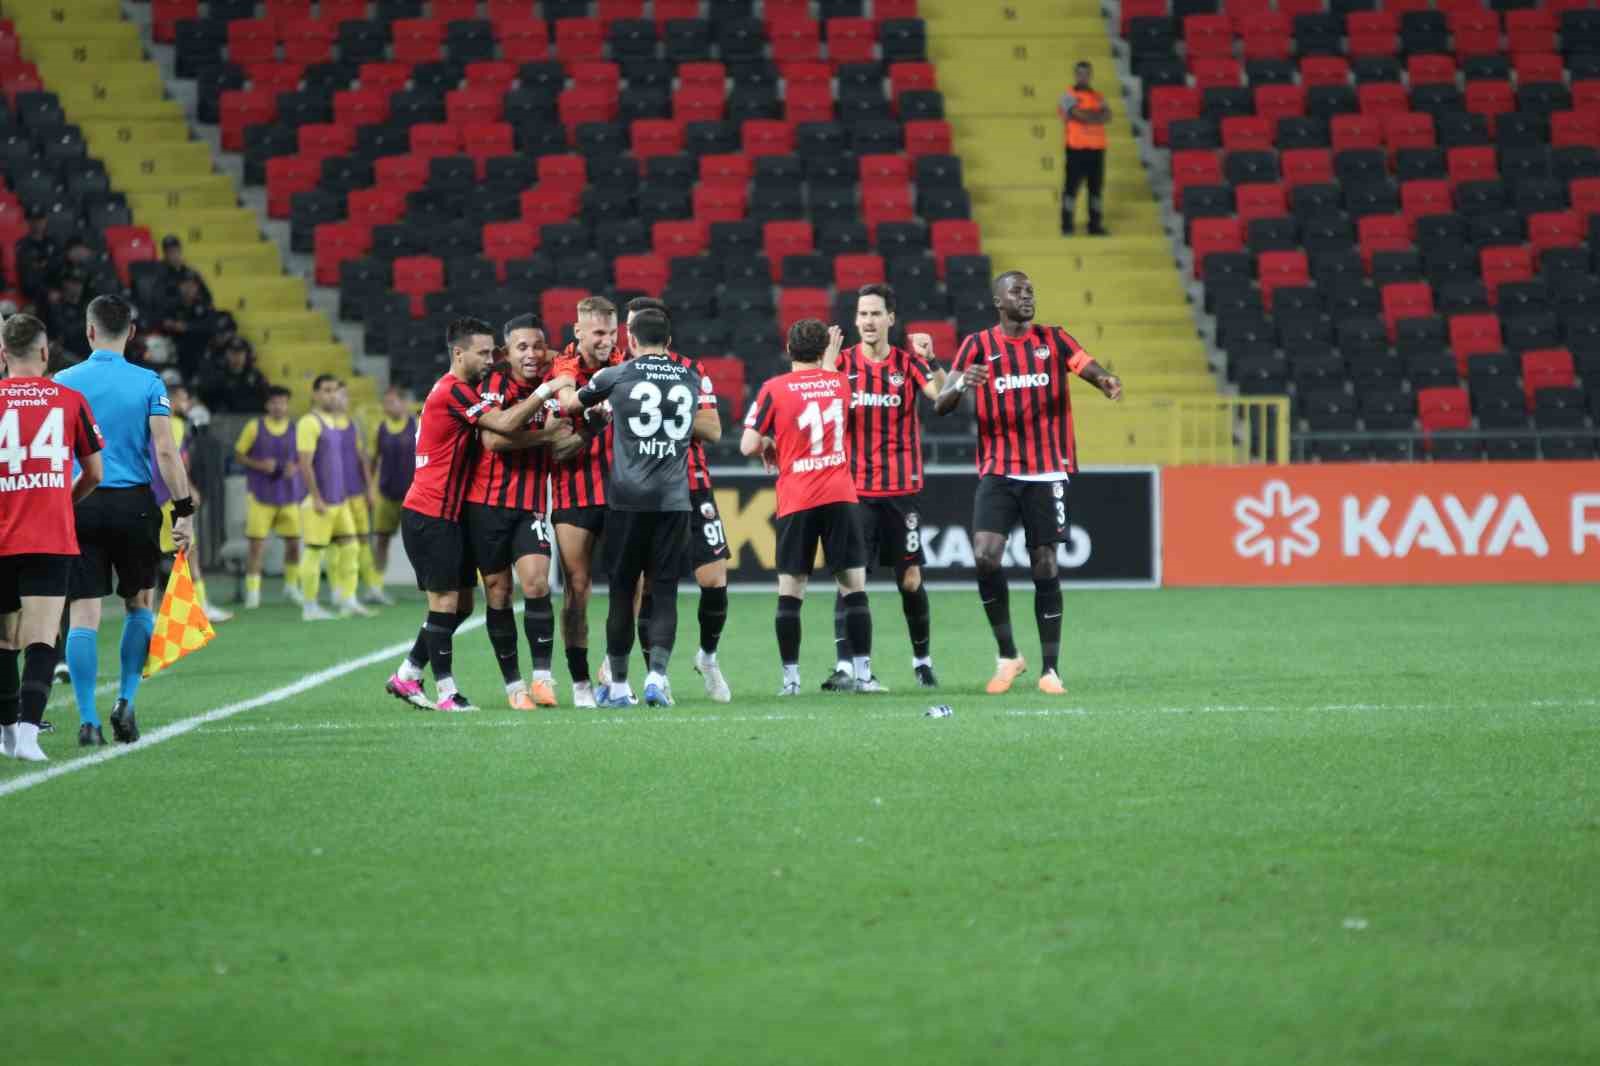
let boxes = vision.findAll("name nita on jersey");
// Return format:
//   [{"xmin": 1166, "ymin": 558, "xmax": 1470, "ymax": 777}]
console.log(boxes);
[{"xmin": 576, "ymin": 355, "xmax": 697, "ymax": 513}]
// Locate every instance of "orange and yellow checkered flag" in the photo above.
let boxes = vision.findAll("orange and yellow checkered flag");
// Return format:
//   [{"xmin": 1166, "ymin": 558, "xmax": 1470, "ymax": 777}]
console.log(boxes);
[{"xmin": 143, "ymin": 551, "xmax": 217, "ymax": 678}]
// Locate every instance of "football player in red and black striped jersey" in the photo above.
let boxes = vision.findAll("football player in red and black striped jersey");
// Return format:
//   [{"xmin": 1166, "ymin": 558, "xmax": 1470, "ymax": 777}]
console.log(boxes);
[
  {"xmin": 551, "ymin": 295, "xmax": 621, "ymax": 708},
  {"xmin": 933, "ymin": 270, "xmax": 1123, "ymax": 697},
  {"xmin": 463, "ymin": 313, "xmax": 581, "ymax": 710},
  {"xmin": 821, "ymin": 284, "xmax": 947, "ymax": 691},
  {"xmin": 621, "ymin": 297, "xmax": 733, "ymax": 705},
  {"xmin": 385, "ymin": 317, "xmax": 563, "ymax": 712}
]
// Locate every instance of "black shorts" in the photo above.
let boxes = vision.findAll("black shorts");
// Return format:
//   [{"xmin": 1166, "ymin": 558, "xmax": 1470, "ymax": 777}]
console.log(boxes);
[
  {"xmin": 973, "ymin": 475, "xmax": 1069, "ymax": 549},
  {"xmin": 0, "ymin": 553, "xmax": 74, "ymax": 612},
  {"xmin": 551, "ymin": 505, "xmax": 607, "ymax": 537},
  {"xmin": 605, "ymin": 510, "xmax": 690, "ymax": 590},
  {"xmin": 860, "ymin": 494, "xmax": 926, "ymax": 572},
  {"xmin": 400, "ymin": 507, "xmax": 477, "ymax": 593},
  {"xmin": 70, "ymin": 485, "xmax": 163, "ymax": 601},
  {"xmin": 463, "ymin": 503, "xmax": 552, "ymax": 575},
  {"xmin": 688, "ymin": 486, "xmax": 731, "ymax": 570},
  {"xmin": 775, "ymin": 501, "xmax": 866, "ymax": 577}
]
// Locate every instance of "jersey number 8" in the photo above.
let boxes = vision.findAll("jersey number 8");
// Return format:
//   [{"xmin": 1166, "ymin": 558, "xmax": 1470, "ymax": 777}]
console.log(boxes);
[{"xmin": 626, "ymin": 381, "xmax": 695, "ymax": 440}]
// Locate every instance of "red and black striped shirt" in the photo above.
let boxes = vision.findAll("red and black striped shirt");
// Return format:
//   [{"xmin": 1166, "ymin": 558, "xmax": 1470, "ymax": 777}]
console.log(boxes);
[
  {"xmin": 837, "ymin": 343, "xmax": 933, "ymax": 497},
  {"xmin": 950, "ymin": 325, "xmax": 1093, "ymax": 477},
  {"xmin": 463, "ymin": 365, "xmax": 555, "ymax": 513},
  {"xmin": 663, "ymin": 349, "xmax": 719, "ymax": 491},
  {"xmin": 549, "ymin": 343, "xmax": 618, "ymax": 510},
  {"xmin": 403, "ymin": 371, "xmax": 496, "ymax": 520}
]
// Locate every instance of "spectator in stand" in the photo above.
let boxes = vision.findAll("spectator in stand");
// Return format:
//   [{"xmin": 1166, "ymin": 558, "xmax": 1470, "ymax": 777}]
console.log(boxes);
[
  {"xmin": 15, "ymin": 208, "xmax": 60, "ymax": 308},
  {"xmin": 53, "ymin": 236, "xmax": 99, "ymax": 295},
  {"xmin": 161, "ymin": 269, "xmax": 217, "ymax": 380},
  {"xmin": 199, "ymin": 336, "xmax": 269, "ymax": 413},
  {"xmin": 1059, "ymin": 60, "xmax": 1112, "ymax": 237},
  {"xmin": 159, "ymin": 235, "xmax": 213, "ymax": 306},
  {"xmin": 202, "ymin": 310, "xmax": 239, "ymax": 367},
  {"xmin": 47, "ymin": 271, "xmax": 91, "ymax": 359}
]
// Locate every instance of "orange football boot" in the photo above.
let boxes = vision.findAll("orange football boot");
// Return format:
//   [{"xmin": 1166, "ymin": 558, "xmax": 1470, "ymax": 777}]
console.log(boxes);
[{"xmin": 985, "ymin": 656, "xmax": 1028, "ymax": 694}]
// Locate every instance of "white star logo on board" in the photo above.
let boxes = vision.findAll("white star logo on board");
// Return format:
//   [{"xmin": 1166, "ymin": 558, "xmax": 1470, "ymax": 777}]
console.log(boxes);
[{"xmin": 1234, "ymin": 480, "xmax": 1320, "ymax": 566}]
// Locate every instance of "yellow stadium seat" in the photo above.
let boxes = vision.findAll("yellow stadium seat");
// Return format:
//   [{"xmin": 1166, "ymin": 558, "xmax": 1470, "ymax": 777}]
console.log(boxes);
[
  {"xmin": 210, "ymin": 274, "xmax": 307, "ymax": 315},
  {"xmin": 153, "ymin": 209, "xmax": 263, "ymax": 247},
  {"xmin": 99, "ymin": 142, "xmax": 216, "ymax": 191},
  {"xmin": 235, "ymin": 310, "xmax": 331, "ymax": 347},
  {"xmin": 128, "ymin": 176, "xmax": 239, "ymax": 215},
  {"xmin": 2, "ymin": 0, "xmax": 124, "ymax": 24},
  {"xmin": 82, "ymin": 117, "xmax": 192, "ymax": 147}
]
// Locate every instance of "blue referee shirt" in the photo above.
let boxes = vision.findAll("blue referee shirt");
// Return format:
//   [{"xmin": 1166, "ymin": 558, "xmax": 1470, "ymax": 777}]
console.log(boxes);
[{"xmin": 54, "ymin": 348, "xmax": 170, "ymax": 489}]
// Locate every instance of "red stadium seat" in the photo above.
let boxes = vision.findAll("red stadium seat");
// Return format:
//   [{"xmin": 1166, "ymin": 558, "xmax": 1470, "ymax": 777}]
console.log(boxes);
[
  {"xmin": 1479, "ymin": 244, "xmax": 1534, "ymax": 304},
  {"xmin": 834, "ymin": 253, "xmax": 886, "ymax": 288},
  {"xmin": 1408, "ymin": 54, "xmax": 1456, "ymax": 85},
  {"xmin": 1221, "ymin": 115, "xmax": 1272, "ymax": 151},
  {"xmin": 632, "ymin": 119, "xmax": 685, "ymax": 159},
  {"xmin": 614, "ymin": 253, "xmax": 668, "ymax": 296},
  {"xmin": 1282, "ymin": 148, "xmax": 1334, "ymax": 187},
  {"xmin": 742, "ymin": 119, "xmax": 796, "ymax": 156},
  {"xmin": 1553, "ymin": 110, "xmax": 1600, "ymax": 148},
  {"xmin": 780, "ymin": 60, "xmax": 831, "ymax": 90},
  {"xmin": 152, "ymin": 0, "xmax": 198, "ymax": 43},
  {"xmin": 1358, "ymin": 83, "xmax": 1410, "ymax": 116},
  {"xmin": 692, "ymin": 180, "xmax": 748, "ymax": 222},
  {"xmin": 1358, "ymin": 214, "xmax": 1412, "ymax": 270},
  {"xmin": 313, "ymin": 222, "xmax": 371, "ymax": 286},
  {"xmin": 1529, "ymin": 210, "xmax": 1584, "ymax": 256},
  {"xmin": 1348, "ymin": 29, "xmax": 1398, "ymax": 58},
  {"xmin": 677, "ymin": 62, "xmax": 726, "ymax": 90},
  {"xmin": 1277, "ymin": 0, "xmax": 1324, "ymax": 15},
  {"xmin": 541, "ymin": 288, "xmax": 589, "ymax": 341},
  {"xmin": 1575, "ymin": 83, "xmax": 1600, "ymax": 110},
  {"xmin": 555, "ymin": 18, "xmax": 605, "ymax": 63},
  {"xmin": 674, "ymin": 85, "xmax": 725, "ymax": 123},
  {"xmin": 266, "ymin": 155, "xmax": 320, "ymax": 219},
  {"xmin": 1348, "ymin": 10, "xmax": 1398, "ymax": 36},
  {"xmin": 409, "ymin": 123, "xmax": 461, "ymax": 158},
  {"xmin": 768, "ymin": 15, "xmax": 822, "ymax": 63},
  {"xmin": 492, "ymin": 17, "xmax": 549, "ymax": 61},
  {"xmin": 700, "ymin": 357, "xmax": 747, "ymax": 419},
  {"xmin": 375, "ymin": 153, "xmax": 430, "ymax": 193},
  {"xmin": 1570, "ymin": 176, "xmax": 1600, "ymax": 214},
  {"xmin": 1257, "ymin": 249, "xmax": 1309, "ymax": 310},
  {"xmin": 1241, "ymin": 25, "xmax": 1292, "ymax": 61},
  {"xmin": 1225, "ymin": 0, "xmax": 1274, "ymax": 33},
  {"xmin": 1253, "ymin": 84, "xmax": 1305, "ymax": 123},
  {"xmin": 1332, "ymin": 113, "xmax": 1384, "ymax": 152},
  {"xmin": 1235, "ymin": 183, "xmax": 1287, "ymax": 223},
  {"xmin": 466, "ymin": 61, "xmax": 518, "ymax": 93},
  {"xmin": 1447, "ymin": 145, "xmax": 1498, "ymax": 184},
  {"xmin": 1450, "ymin": 313, "xmax": 1503, "ymax": 372},
  {"xmin": 1522, "ymin": 348, "xmax": 1577, "ymax": 408},
  {"xmin": 463, "ymin": 123, "xmax": 515, "ymax": 175},
  {"xmin": 571, "ymin": 61, "xmax": 621, "ymax": 91},
  {"xmin": 1453, "ymin": 26, "xmax": 1502, "ymax": 58},
  {"xmin": 785, "ymin": 81, "xmax": 835, "ymax": 124},
  {"xmin": 219, "ymin": 88, "xmax": 277, "ymax": 151},
  {"xmin": 904, "ymin": 119, "xmax": 953, "ymax": 156},
  {"xmin": 1384, "ymin": 112, "xmax": 1435, "ymax": 152},
  {"xmin": 347, "ymin": 186, "xmax": 406, "ymax": 227},
  {"xmin": 764, "ymin": 220, "xmax": 815, "ymax": 262},
  {"xmin": 520, "ymin": 188, "xmax": 580, "ymax": 226},
  {"xmin": 482, "ymin": 221, "xmax": 539, "ymax": 278},
  {"xmin": 1170, "ymin": 149, "xmax": 1223, "ymax": 208},
  {"xmin": 446, "ymin": 87, "xmax": 503, "ymax": 125},
  {"xmin": 358, "ymin": 62, "xmax": 412, "ymax": 94},
  {"xmin": 334, "ymin": 87, "xmax": 389, "ymax": 127},
  {"xmin": 1445, "ymin": 7, "xmax": 1497, "ymax": 34},
  {"xmin": 1505, "ymin": 10, "xmax": 1556, "ymax": 53},
  {"xmin": 265, "ymin": 0, "xmax": 310, "ymax": 19},
  {"xmin": 1184, "ymin": 15, "xmax": 1233, "ymax": 58},
  {"xmin": 1418, "ymin": 386, "xmax": 1472, "ymax": 432},
  {"xmin": 1190, "ymin": 217, "xmax": 1244, "ymax": 277},
  {"xmin": 538, "ymin": 153, "xmax": 587, "ymax": 186},
  {"xmin": 930, "ymin": 220, "xmax": 981, "ymax": 272},
  {"xmin": 246, "ymin": 61, "xmax": 305, "ymax": 95},
  {"xmin": 699, "ymin": 153, "xmax": 751, "ymax": 182},
  {"xmin": 391, "ymin": 19, "xmax": 443, "ymax": 63},
  {"xmin": 827, "ymin": 17, "xmax": 878, "ymax": 64},
  {"xmin": 1190, "ymin": 56, "xmax": 1243, "ymax": 89},
  {"xmin": 653, "ymin": 0, "xmax": 700, "ymax": 21},
  {"xmin": 320, "ymin": 0, "xmax": 365, "ymax": 19},
  {"xmin": 857, "ymin": 156, "xmax": 908, "ymax": 186},
  {"xmin": 227, "ymin": 19, "xmax": 276, "ymax": 63},
  {"xmin": 1401, "ymin": 178, "xmax": 1453, "ymax": 223},
  {"xmin": 653, "ymin": 219, "xmax": 709, "ymax": 258},
  {"xmin": 598, "ymin": 0, "xmax": 645, "ymax": 25},
  {"xmin": 1149, "ymin": 86, "xmax": 1201, "ymax": 146},
  {"xmin": 1300, "ymin": 56, "xmax": 1350, "ymax": 86},
  {"xmin": 1121, "ymin": 0, "xmax": 1167, "ymax": 34},
  {"xmin": 283, "ymin": 19, "xmax": 336, "ymax": 65},
  {"xmin": 431, "ymin": 0, "xmax": 476, "ymax": 19},
  {"xmin": 559, "ymin": 85, "xmax": 619, "ymax": 129},
  {"xmin": 889, "ymin": 62, "xmax": 936, "ymax": 100},
  {"xmin": 1386, "ymin": 0, "xmax": 1431, "ymax": 14},
  {"xmin": 779, "ymin": 288, "xmax": 831, "ymax": 333},
  {"xmin": 393, "ymin": 255, "xmax": 444, "ymax": 318},
  {"xmin": 1513, "ymin": 53, "xmax": 1564, "ymax": 85},
  {"xmin": 1381, "ymin": 281, "xmax": 1434, "ymax": 340},
  {"xmin": 1464, "ymin": 82, "xmax": 1514, "ymax": 131},
  {"xmin": 862, "ymin": 181, "xmax": 914, "ymax": 231}
]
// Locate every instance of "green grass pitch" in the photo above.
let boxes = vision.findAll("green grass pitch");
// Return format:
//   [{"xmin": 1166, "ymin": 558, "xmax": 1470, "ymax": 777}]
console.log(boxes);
[{"xmin": 3, "ymin": 585, "xmax": 1597, "ymax": 1064}]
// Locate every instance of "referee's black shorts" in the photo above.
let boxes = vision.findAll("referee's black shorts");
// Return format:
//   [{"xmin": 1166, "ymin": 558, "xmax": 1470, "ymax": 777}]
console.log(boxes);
[
  {"xmin": 70, "ymin": 485, "xmax": 164, "ymax": 601},
  {"xmin": 400, "ymin": 507, "xmax": 477, "ymax": 593}
]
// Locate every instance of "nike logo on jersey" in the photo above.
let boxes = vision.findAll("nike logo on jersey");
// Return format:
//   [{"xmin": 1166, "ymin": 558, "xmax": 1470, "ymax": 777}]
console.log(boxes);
[{"xmin": 986, "ymin": 354, "xmax": 1003, "ymax": 362}]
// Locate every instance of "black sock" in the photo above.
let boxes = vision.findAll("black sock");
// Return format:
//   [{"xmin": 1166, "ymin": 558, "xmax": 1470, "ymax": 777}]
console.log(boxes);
[
  {"xmin": 0, "ymin": 647, "xmax": 18, "ymax": 728},
  {"xmin": 832, "ymin": 589, "xmax": 849, "ymax": 664},
  {"xmin": 977, "ymin": 570, "xmax": 1019, "ymax": 658},
  {"xmin": 1034, "ymin": 576, "xmax": 1063, "ymax": 675},
  {"xmin": 697, "ymin": 584, "xmax": 728, "ymax": 655},
  {"xmin": 645, "ymin": 578, "xmax": 679, "ymax": 676},
  {"xmin": 636, "ymin": 591, "xmax": 653, "ymax": 665},
  {"xmin": 900, "ymin": 582, "xmax": 931, "ymax": 659},
  {"xmin": 423, "ymin": 610, "xmax": 458, "ymax": 682},
  {"xmin": 406, "ymin": 626, "xmax": 429, "ymax": 671},
  {"xmin": 486, "ymin": 606, "xmax": 520, "ymax": 685},
  {"xmin": 20, "ymin": 642, "xmax": 53, "ymax": 727},
  {"xmin": 566, "ymin": 646, "xmax": 590, "ymax": 684},
  {"xmin": 775, "ymin": 595, "xmax": 803, "ymax": 666},
  {"xmin": 842, "ymin": 590, "xmax": 872, "ymax": 661},
  {"xmin": 605, "ymin": 587, "xmax": 636, "ymax": 684},
  {"xmin": 524, "ymin": 595, "xmax": 554, "ymax": 672}
]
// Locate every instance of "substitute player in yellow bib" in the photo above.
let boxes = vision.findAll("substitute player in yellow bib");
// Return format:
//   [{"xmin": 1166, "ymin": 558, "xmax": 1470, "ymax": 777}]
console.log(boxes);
[
  {"xmin": 367, "ymin": 384, "xmax": 416, "ymax": 591},
  {"xmin": 336, "ymin": 382, "xmax": 390, "ymax": 606},
  {"xmin": 296, "ymin": 375, "xmax": 365, "ymax": 620},
  {"xmin": 233, "ymin": 385, "xmax": 305, "ymax": 609}
]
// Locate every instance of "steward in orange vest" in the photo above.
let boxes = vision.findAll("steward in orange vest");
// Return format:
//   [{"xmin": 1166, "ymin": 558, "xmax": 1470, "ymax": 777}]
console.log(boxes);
[{"xmin": 1059, "ymin": 61, "xmax": 1112, "ymax": 235}]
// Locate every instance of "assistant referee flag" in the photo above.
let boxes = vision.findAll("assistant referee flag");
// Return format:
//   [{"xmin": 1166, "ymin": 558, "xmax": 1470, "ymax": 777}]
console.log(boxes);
[{"xmin": 143, "ymin": 551, "xmax": 216, "ymax": 678}]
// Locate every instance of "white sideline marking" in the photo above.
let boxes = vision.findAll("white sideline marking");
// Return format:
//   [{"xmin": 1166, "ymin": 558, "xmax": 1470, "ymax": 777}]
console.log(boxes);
[{"xmin": 0, "ymin": 618, "xmax": 486, "ymax": 799}]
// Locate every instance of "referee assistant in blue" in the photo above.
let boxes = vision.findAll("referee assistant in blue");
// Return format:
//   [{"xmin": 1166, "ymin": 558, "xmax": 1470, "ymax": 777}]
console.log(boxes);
[{"xmin": 53, "ymin": 296, "xmax": 195, "ymax": 746}]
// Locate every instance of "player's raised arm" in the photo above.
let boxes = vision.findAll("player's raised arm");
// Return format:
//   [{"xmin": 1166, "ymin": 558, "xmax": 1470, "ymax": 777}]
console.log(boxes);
[
  {"xmin": 820, "ymin": 324, "xmax": 846, "ymax": 371},
  {"xmin": 1061, "ymin": 334, "xmax": 1123, "ymax": 400},
  {"xmin": 574, "ymin": 364, "xmax": 620, "ymax": 407},
  {"xmin": 908, "ymin": 332, "xmax": 948, "ymax": 399},
  {"xmin": 934, "ymin": 337, "xmax": 987, "ymax": 415}
]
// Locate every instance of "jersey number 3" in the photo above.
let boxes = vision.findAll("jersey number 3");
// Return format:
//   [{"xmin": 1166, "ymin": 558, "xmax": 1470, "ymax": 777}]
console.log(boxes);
[
  {"xmin": 0, "ymin": 408, "xmax": 69, "ymax": 475},
  {"xmin": 626, "ymin": 381, "xmax": 694, "ymax": 440}
]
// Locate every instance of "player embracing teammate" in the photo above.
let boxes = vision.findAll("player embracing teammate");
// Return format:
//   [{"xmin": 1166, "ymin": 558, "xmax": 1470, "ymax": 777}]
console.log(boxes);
[{"xmin": 934, "ymin": 270, "xmax": 1122, "ymax": 695}]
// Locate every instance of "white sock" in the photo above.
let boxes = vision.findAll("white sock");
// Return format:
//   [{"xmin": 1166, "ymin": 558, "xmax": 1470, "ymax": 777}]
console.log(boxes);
[
  {"xmin": 532, "ymin": 669, "xmax": 553, "ymax": 682},
  {"xmin": 834, "ymin": 658, "xmax": 852, "ymax": 675},
  {"xmin": 853, "ymin": 655, "xmax": 871, "ymax": 680},
  {"xmin": 698, "ymin": 649, "xmax": 716, "ymax": 664},
  {"xmin": 506, "ymin": 679, "xmax": 526, "ymax": 695},
  {"xmin": 783, "ymin": 663, "xmax": 801, "ymax": 685},
  {"xmin": 13, "ymin": 722, "xmax": 41, "ymax": 759},
  {"xmin": 610, "ymin": 681, "xmax": 634, "ymax": 700},
  {"xmin": 913, "ymin": 655, "xmax": 932, "ymax": 668},
  {"xmin": 1, "ymin": 724, "xmax": 15, "ymax": 758},
  {"xmin": 437, "ymin": 676, "xmax": 458, "ymax": 699},
  {"xmin": 398, "ymin": 658, "xmax": 424, "ymax": 682},
  {"xmin": 645, "ymin": 670, "xmax": 666, "ymax": 690}
]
